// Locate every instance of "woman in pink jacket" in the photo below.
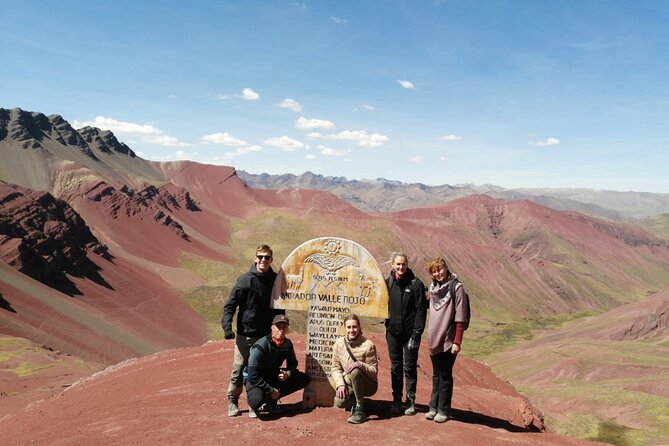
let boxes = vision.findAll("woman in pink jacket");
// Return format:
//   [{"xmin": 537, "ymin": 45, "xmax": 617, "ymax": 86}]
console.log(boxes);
[{"xmin": 425, "ymin": 256, "xmax": 470, "ymax": 423}]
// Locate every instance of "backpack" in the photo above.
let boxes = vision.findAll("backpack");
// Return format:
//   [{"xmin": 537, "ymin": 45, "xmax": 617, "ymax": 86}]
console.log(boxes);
[{"xmin": 448, "ymin": 278, "xmax": 471, "ymax": 330}]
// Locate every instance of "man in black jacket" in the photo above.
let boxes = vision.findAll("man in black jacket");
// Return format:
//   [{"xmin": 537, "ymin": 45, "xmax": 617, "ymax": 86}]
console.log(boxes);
[
  {"xmin": 221, "ymin": 244, "xmax": 284, "ymax": 417},
  {"xmin": 246, "ymin": 314, "xmax": 310, "ymax": 419},
  {"xmin": 385, "ymin": 252, "xmax": 427, "ymax": 416}
]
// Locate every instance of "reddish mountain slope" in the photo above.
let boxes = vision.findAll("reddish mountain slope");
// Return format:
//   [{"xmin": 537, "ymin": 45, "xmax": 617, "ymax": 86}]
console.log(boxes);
[
  {"xmin": 0, "ymin": 181, "xmax": 208, "ymax": 365},
  {"xmin": 485, "ymin": 288, "xmax": 669, "ymax": 442},
  {"xmin": 388, "ymin": 196, "xmax": 669, "ymax": 320},
  {"xmin": 0, "ymin": 250, "xmax": 206, "ymax": 365},
  {"xmin": 0, "ymin": 181, "xmax": 109, "ymax": 295},
  {"xmin": 0, "ymin": 334, "xmax": 604, "ymax": 446}
]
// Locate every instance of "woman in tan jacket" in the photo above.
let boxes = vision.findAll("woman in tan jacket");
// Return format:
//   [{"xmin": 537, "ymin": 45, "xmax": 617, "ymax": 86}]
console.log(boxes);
[{"xmin": 330, "ymin": 314, "xmax": 378, "ymax": 424}]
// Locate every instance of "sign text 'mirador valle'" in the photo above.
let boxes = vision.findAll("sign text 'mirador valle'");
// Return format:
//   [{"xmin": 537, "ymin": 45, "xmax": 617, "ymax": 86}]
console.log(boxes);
[{"xmin": 271, "ymin": 237, "xmax": 389, "ymax": 407}]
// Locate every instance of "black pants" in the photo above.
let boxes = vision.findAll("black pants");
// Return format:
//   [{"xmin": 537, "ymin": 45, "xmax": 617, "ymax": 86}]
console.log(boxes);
[
  {"xmin": 386, "ymin": 331, "xmax": 419, "ymax": 403},
  {"xmin": 429, "ymin": 351, "xmax": 457, "ymax": 414},
  {"xmin": 246, "ymin": 370, "xmax": 310, "ymax": 411}
]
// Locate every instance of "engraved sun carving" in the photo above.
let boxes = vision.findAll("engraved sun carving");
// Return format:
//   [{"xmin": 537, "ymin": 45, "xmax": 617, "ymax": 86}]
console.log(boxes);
[
  {"xmin": 323, "ymin": 239, "xmax": 341, "ymax": 255},
  {"xmin": 305, "ymin": 239, "xmax": 359, "ymax": 272}
]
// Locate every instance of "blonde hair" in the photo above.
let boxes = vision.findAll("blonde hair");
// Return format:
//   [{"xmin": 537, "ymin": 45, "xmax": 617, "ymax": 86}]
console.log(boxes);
[
  {"xmin": 343, "ymin": 313, "xmax": 363, "ymax": 334},
  {"xmin": 390, "ymin": 251, "xmax": 408, "ymax": 265},
  {"xmin": 427, "ymin": 256, "xmax": 451, "ymax": 279},
  {"xmin": 256, "ymin": 244, "xmax": 273, "ymax": 256}
]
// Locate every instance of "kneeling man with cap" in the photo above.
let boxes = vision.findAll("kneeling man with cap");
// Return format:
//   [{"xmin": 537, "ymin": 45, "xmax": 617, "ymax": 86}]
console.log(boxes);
[{"xmin": 245, "ymin": 314, "xmax": 310, "ymax": 418}]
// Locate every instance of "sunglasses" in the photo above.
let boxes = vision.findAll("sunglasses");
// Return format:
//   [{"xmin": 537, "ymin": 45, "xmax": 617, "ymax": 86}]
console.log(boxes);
[{"xmin": 256, "ymin": 255, "xmax": 272, "ymax": 260}]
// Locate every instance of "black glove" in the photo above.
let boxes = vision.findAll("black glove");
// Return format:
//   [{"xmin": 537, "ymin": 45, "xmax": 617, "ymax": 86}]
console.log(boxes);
[{"xmin": 224, "ymin": 330, "xmax": 235, "ymax": 340}]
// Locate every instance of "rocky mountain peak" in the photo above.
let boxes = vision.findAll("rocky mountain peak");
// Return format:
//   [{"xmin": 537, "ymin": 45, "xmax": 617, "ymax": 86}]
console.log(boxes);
[
  {"xmin": 0, "ymin": 107, "xmax": 51, "ymax": 149},
  {"xmin": 47, "ymin": 113, "xmax": 91, "ymax": 152},
  {"xmin": 0, "ymin": 107, "xmax": 136, "ymax": 160},
  {"xmin": 78, "ymin": 126, "xmax": 136, "ymax": 157}
]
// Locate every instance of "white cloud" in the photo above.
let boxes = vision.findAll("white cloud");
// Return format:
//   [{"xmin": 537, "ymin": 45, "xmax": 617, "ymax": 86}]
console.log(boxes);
[
  {"xmin": 529, "ymin": 137, "xmax": 560, "ymax": 147},
  {"xmin": 264, "ymin": 135, "xmax": 306, "ymax": 151},
  {"xmin": 439, "ymin": 155, "xmax": 447, "ymax": 161},
  {"xmin": 215, "ymin": 145, "xmax": 263, "ymax": 160},
  {"xmin": 360, "ymin": 104, "xmax": 375, "ymax": 111},
  {"xmin": 241, "ymin": 88, "xmax": 260, "ymax": 101},
  {"xmin": 168, "ymin": 94, "xmax": 177, "ymax": 99},
  {"xmin": 398, "ymin": 79, "xmax": 415, "ymax": 90},
  {"xmin": 318, "ymin": 144, "xmax": 348, "ymax": 156},
  {"xmin": 318, "ymin": 130, "xmax": 389, "ymax": 148},
  {"xmin": 278, "ymin": 98, "xmax": 302, "ymax": 112},
  {"xmin": 409, "ymin": 156, "xmax": 423, "ymax": 164},
  {"xmin": 73, "ymin": 116, "xmax": 192, "ymax": 147},
  {"xmin": 149, "ymin": 135, "xmax": 188, "ymax": 146},
  {"xmin": 439, "ymin": 134, "xmax": 463, "ymax": 141},
  {"xmin": 331, "ymin": 16, "xmax": 348, "ymax": 24},
  {"xmin": 307, "ymin": 132, "xmax": 322, "ymax": 139},
  {"xmin": 176, "ymin": 150, "xmax": 198, "ymax": 159},
  {"xmin": 200, "ymin": 132, "xmax": 248, "ymax": 146},
  {"xmin": 295, "ymin": 116, "xmax": 335, "ymax": 130},
  {"xmin": 306, "ymin": 154, "xmax": 317, "ymax": 160},
  {"xmin": 217, "ymin": 94, "xmax": 230, "ymax": 101}
]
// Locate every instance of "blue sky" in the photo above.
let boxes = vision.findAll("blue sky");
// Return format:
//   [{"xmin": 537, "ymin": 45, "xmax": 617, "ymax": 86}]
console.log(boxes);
[{"xmin": 2, "ymin": 0, "xmax": 668, "ymax": 193}]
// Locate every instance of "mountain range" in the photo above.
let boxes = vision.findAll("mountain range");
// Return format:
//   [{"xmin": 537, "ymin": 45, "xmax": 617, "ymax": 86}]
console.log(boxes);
[
  {"xmin": 1, "ymin": 107, "xmax": 669, "ymax": 445},
  {"xmin": 238, "ymin": 171, "xmax": 669, "ymax": 221}
]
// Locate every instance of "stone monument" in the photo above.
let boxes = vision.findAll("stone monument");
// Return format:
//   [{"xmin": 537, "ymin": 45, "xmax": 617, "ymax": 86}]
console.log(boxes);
[{"xmin": 271, "ymin": 237, "xmax": 389, "ymax": 407}]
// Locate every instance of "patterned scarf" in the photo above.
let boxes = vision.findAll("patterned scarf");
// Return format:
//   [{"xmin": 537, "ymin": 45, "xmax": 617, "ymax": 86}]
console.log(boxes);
[{"xmin": 429, "ymin": 279, "xmax": 453, "ymax": 311}]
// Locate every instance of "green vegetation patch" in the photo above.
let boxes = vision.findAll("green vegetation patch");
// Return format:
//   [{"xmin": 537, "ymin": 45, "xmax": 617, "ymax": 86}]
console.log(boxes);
[
  {"xmin": 181, "ymin": 285, "xmax": 228, "ymax": 339},
  {"xmin": 586, "ymin": 420, "xmax": 636, "ymax": 446},
  {"xmin": 488, "ymin": 331, "xmax": 669, "ymax": 446},
  {"xmin": 465, "ymin": 311, "xmax": 594, "ymax": 358},
  {"xmin": 181, "ymin": 254, "xmax": 236, "ymax": 286},
  {"xmin": 639, "ymin": 214, "xmax": 669, "ymax": 241},
  {"xmin": 540, "ymin": 388, "xmax": 664, "ymax": 446},
  {"xmin": 6, "ymin": 360, "xmax": 63, "ymax": 377},
  {"xmin": 552, "ymin": 414, "xmax": 645, "ymax": 446},
  {"xmin": 0, "ymin": 336, "xmax": 45, "ymax": 363}
]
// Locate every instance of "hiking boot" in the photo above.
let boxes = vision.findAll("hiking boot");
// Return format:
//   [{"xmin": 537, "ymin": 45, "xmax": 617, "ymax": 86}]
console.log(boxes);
[
  {"xmin": 425, "ymin": 408, "xmax": 437, "ymax": 420},
  {"xmin": 434, "ymin": 412, "xmax": 449, "ymax": 423},
  {"xmin": 227, "ymin": 397, "xmax": 241, "ymax": 417},
  {"xmin": 347, "ymin": 403, "xmax": 367, "ymax": 424},
  {"xmin": 404, "ymin": 402, "xmax": 416, "ymax": 416},
  {"xmin": 390, "ymin": 401, "xmax": 403, "ymax": 415},
  {"xmin": 266, "ymin": 400, "xmax": 282, "ymax": 414},
  {"xmin": 248, "ymin": 407, "xmax": 258, "ymax": 419}
]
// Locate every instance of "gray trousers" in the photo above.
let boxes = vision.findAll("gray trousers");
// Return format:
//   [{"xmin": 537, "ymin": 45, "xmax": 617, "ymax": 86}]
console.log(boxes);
[{"xmin": 227, "ymin": 335, "xmax": 260, "ymax": 399}]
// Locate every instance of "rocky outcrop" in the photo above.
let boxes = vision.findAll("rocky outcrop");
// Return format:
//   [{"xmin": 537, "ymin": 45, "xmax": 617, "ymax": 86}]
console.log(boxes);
[
  {"xmin": 0, "ymin": 108, "xmax": 136, "ymax": 160},
  {"xmin": 0, "ymin": 182, "xmax": 111, "ymax": 295},
  {"xmin": 0, "ymin": 108, "xmax": 51, "ymax": 149},
  {"xmin": 48, "ymin": 114, "xmax": 95, "ymax": 158},
  {"xmin": 83, "ymin": 181, "xmax": 196, "ymax": 241},
  {"xmin": 78, "ymin": 126, "xmax": 136, "ymax": 157}
]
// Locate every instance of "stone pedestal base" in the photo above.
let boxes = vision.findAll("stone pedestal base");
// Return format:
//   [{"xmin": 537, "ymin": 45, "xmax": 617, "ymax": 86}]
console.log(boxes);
[{"xmin": 302, "ymin": 380, "xmax": 334, "ymax": 408}]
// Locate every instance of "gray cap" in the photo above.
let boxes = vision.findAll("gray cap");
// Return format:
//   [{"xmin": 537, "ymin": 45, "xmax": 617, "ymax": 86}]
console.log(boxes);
[{"xmin": 272, "ymin": 314, "xmax": 290, "ymax": 325}]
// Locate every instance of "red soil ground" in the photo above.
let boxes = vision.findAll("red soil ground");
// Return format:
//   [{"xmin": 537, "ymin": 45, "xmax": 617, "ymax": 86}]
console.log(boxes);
[{"xmin": 0, "ymin": 333, "xmax": 604, "ymax": 446}]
